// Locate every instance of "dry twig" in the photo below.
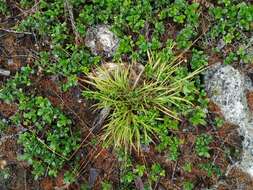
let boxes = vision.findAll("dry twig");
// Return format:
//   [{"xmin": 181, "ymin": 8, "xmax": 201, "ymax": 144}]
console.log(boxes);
[
  {"xmin": 0, "ymin": 28, "xmax": 32, "ymax": 35},
  {"xmin": 64, "ymin": 0, "xmax": 82, "ymax": 44},
  {"xmin": 0, "ymin": 68, "xmax": 10, "ymax": 76}
]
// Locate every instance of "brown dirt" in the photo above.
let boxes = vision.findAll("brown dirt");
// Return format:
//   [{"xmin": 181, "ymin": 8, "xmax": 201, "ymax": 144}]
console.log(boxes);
[
  {"xmin": 0, "ymin": 136, "xmax": 41, "ymax": 189},
  {"xmin": 246, "ymin": 91, "xmax": 253, "ymax": 112},
  {"xmin": 35, "ymin": 76, "xmax": 95, "ymax": 130},
  {"xmin": 216, "ymin": 167, "xmax": 253, "ymax": 190},
  {"xmin": 41, "ymin": 177, "xmax": 54, "ymax": 190},
  {"xmin": 0, "ymin": 102, "xmax": 17, "ymax": 118},
  {"xmin": 208, "ymin": 52, "xmax": 224, "ymax": 66},
  {"xmin": 208, "ymin": 101, "xmax": 223, "ymax": 117},
  {"xmin": 0, "ymin": 32, "xmax": 35, "ymax": 72}
]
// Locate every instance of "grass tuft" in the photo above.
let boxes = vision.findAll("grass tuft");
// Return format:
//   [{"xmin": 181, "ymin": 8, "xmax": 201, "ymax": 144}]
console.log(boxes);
[{"xmin": 83, "ymin": 52, "xmax": 203, "ymax": 152}]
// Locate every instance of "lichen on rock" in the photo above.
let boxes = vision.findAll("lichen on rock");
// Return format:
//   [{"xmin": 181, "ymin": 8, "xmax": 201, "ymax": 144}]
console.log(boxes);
[
  {"xmin": 85, "ymin": 25, "xmax": 119, "ymax": 57},
  {"xmin": 205, "ymin": 63, "xmax": 250, "ymax": 127},
  {"xmin": 205, "ymin": 63, "xmax": 253, "ymax": 176}
]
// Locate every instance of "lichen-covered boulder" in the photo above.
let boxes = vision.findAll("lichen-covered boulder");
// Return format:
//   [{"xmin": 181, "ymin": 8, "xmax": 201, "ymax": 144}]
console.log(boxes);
[
  {"xmin": 205, "ymin": 63, "xmax": 250, "ymax": 127},
  {"xmin": 205, "ymin": 63, "xmax": 253, "ymax": 176}
]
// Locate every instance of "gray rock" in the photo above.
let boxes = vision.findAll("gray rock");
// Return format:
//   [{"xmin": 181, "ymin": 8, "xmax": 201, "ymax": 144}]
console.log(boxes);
[
  {"xmin": 205, "ymin": 63, "xmax": 253, "ymax": 176},
  {"xmin": 85, "ymin": 25, "xmax": 119, "ymax": 57},
  {"xmin": 217, "ymin": 39, "xmax": 226, "ymax": 50},
  {"xmin": 205, "ymin": 63, "xmax": 250, "ymax": 127},
  {"xmin": 92, "ymin": 107, "xmax": 111, "ymax": 133}
]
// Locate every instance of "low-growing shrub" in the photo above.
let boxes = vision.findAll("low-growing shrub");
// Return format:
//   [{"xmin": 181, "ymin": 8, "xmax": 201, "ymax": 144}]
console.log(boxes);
[{"xmin": 13, "ymin": 96, "xmax": 80, "ymax": 179}]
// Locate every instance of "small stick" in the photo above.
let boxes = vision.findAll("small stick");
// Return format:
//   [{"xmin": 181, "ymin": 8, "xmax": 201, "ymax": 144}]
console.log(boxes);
[
  {"xmin": 31, "ymin": 131, "xmax": 69, "ymax": 160},
  {"xmin": 0, "ymin": 68, "xmax": 10, "ymax": 76},
  {"xmin": 0, "ymin": 28, "xmax": 32, "ymax": 35},
  {"xmin": 64, "ymin": 0, "xmax": 81, "ymax": 43},
  {"xmin": 171, "ymin": 160, "xmax": 178, "ymax": 180},
  {"xmin": 24, "ymin": 170, "xmax": 27, "ymax": 190}
]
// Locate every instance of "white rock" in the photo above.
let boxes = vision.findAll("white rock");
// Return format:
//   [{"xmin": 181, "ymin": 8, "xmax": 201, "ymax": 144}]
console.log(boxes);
[{"xmin": 85, "ymin": 25, "xmax": 119, "ymax": 57}]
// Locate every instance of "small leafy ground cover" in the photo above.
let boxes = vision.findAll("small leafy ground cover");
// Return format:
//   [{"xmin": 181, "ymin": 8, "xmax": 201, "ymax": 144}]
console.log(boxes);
[{"xmin": 0, "ymin": 0, "xmax": 252, "ymax": 189}]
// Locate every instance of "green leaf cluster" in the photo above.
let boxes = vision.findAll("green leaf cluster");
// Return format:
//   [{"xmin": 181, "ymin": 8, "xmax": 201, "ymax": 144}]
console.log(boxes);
[{"xmin": 15, "ymin": 96, "xmax": 80, "ymax": 179}]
